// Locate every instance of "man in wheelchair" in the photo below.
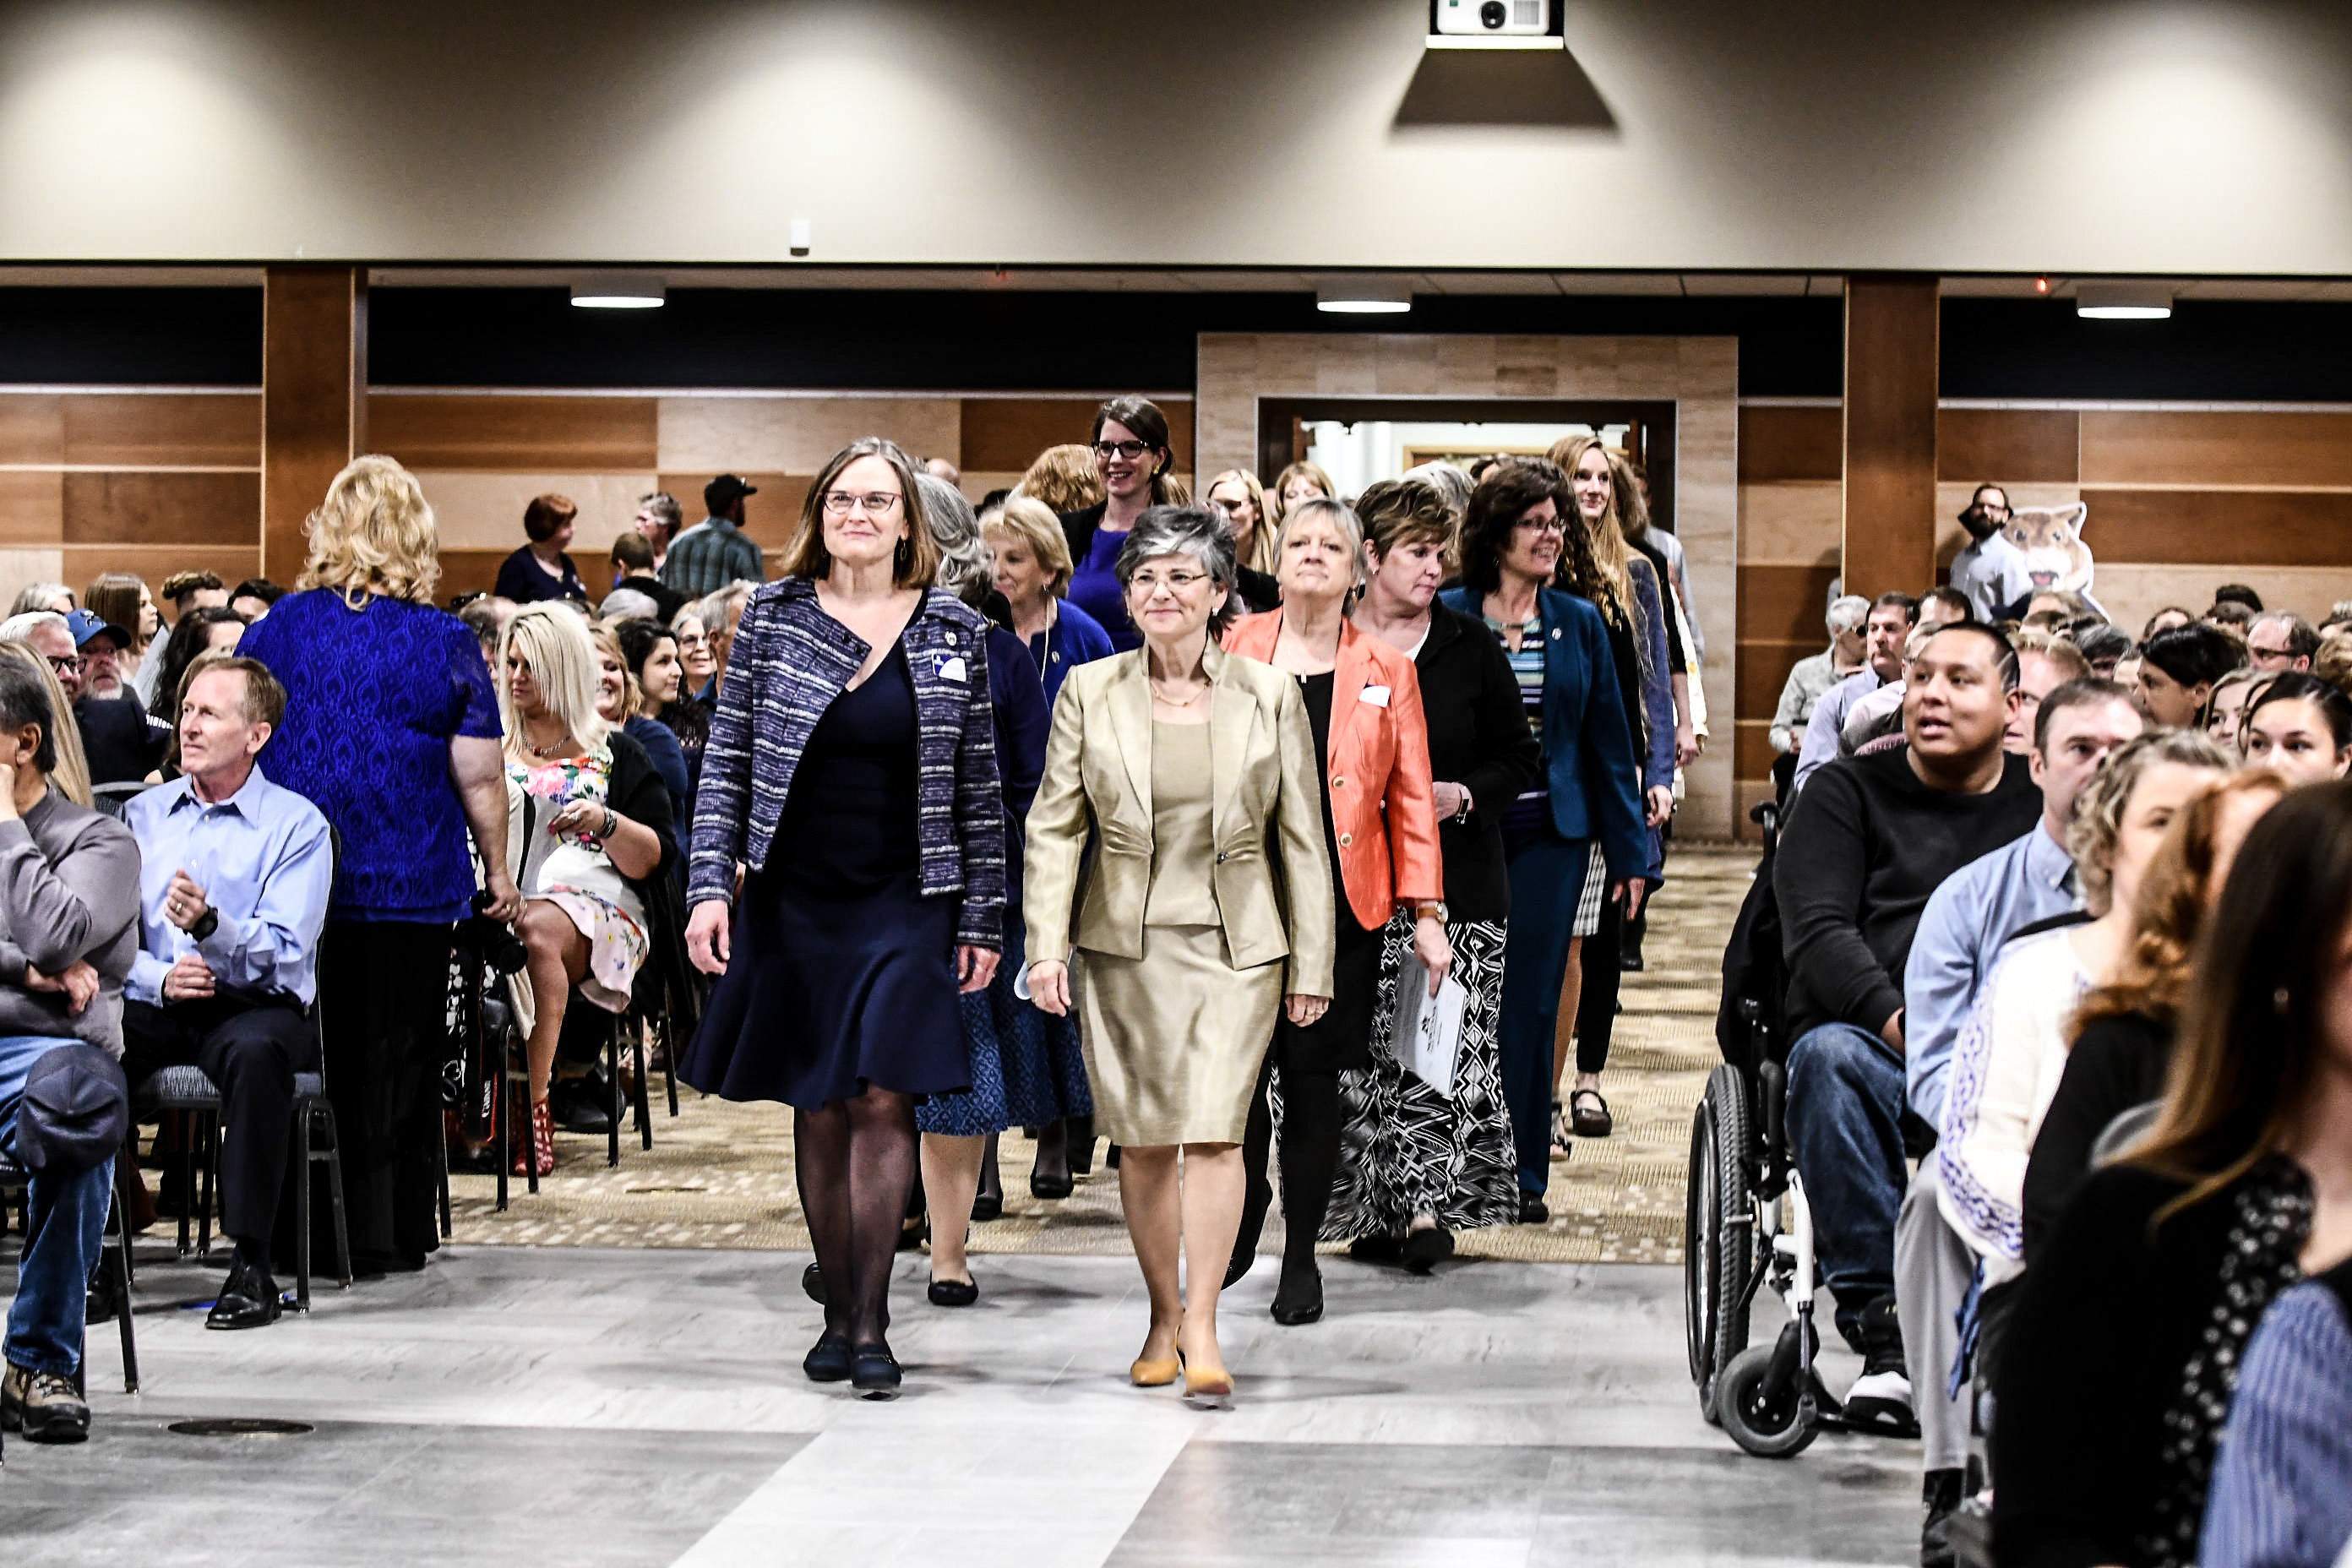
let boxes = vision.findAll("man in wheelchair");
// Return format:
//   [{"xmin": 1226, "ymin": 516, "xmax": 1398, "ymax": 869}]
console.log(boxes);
[{"xmin": 1774, "ymin": 622, "xmax": 2040, "ymax": 1432}]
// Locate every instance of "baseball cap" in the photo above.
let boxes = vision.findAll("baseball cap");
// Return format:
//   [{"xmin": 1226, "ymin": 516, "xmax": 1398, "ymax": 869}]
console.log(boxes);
[
  {"xmin": 14, "ymin": 1043, "xmax": 128, "ymax": 1175},
  {"xmin": 705, "ymin": 474, "xmax": 759, "ymax": 511},
  {"xmin": 64, "ymin": 607, "xmax": 129, "ymax": 650}
]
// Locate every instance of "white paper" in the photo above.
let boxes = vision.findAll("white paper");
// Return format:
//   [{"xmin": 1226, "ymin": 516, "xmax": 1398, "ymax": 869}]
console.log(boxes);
[
  {"xmin": 1391, "ymin": 956, "xmax": 1468, "ymax": 1100},
  {"xmin": 1358, "ymin": 683, "xmax": 1391, "ymax": 708}
]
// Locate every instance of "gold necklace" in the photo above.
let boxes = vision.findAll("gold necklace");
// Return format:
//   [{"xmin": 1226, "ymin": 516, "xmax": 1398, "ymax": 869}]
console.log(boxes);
[{"xmin": 1152, "ymin": 678, "xmax": 1207, "ymax": 708}]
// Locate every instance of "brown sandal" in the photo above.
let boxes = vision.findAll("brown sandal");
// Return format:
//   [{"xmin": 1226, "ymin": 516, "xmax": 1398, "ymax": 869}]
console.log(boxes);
[{"xmin": 1570, "ymin": 1089, "xmax": 1614, "ymax": 1138}]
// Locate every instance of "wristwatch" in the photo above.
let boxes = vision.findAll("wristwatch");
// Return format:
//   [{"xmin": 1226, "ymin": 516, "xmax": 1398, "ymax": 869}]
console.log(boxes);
[
  {"xmin": 188, "ymin": 907, "xmax": 218, "ymax": 943},
  {"xmin": 1415, "ymin": 901, "xmax": 1449, "ymax": 924}
]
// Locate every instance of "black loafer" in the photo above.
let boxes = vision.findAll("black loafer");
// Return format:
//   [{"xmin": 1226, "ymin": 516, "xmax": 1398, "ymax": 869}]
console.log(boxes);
[
  {"xmin": 801, "ymin": 1260, "xmax": 827, "ymax": 1305},
  {"xmin": 1271, "ymin": 1261, "xmax": 1324, "ymax": 1326},
  {"xmin": 969, "ymin": 1192, "xmax": 1002, "ymax": 1223},
  {"xmin": 850, "ymin": 1344, "xmax": 902, "ymax": 1398},
  {"xmin": 1029, "ymin": 1169, "xmax": 1074, "ymax": 1200},
  {"xmin": 205, "ymin": 1260, "xmax": 282, "ymax": 1331},
  {"xmin": 1402, "ymin": 1227, "xmax": 1456, "ymax": 1273},
  {"xmin": 803, "ymin": 1332, "xmax": 851, "ymax": 1383},
  {"xmin": 1517, "ymin": 1195, "xmax": 1550, "ymax": 1225},
  {"xmin": 928, "ymin": 1277, "xmax": 978, "ymax": 1308}
]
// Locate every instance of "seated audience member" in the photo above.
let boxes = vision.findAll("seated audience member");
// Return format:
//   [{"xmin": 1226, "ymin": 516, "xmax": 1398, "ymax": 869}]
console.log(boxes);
[
  {"xmin": 596, "ymin": 587, "xmax": 661, "ymax": 624},
  {"xmin": 0, "ymin": 612, "xmax": 84, "ymax": 700},
  {"xmin": 2206, "ymin": 599, "xmax": 2256, "ymax": 634},
  {"xmin": 227, "ymin": 579, "xmax": 286, "ymax": 623},
  {"xmin": 2200, "ymin": 1256, "xmax": 2352, "ymax": 1568},
  {"xmin": 659, "ymin": 475, "xmax": 763, "ymax": 599},
  {"xmin": 632, "ymin": 491, "xmax": 683, "ymax": 577},
  {"xmin": 2316, "ymin": 628, "xmax": 2352, "ymax": 694},
  {"xmin": 0, "ymin": 656, "xmax": 141, "ymax": 1444},
  {"xmin": 2213, "ymin": 581, "xmax": 2266, "ymax": 615},
  {"xmin": 73, "ymin": 583, "xmax": 147, "ymax": 701},
  {"xmin": 1896, "ymin": 678, "xmax": 2140, "ymax": 1541},
  {"xmin": 1770, "ymin": 594, "xmax": 1871, "ymax": 766},
  {"xmin": 669, "ymin": 605, "xmax": 715, "ymax": 697},
  {"xmin": 2204, "ymin": 667, "xmax": 2268, "ymax": 754},
  {"xmin": 591, "ymin": 623, "xmax": 688, "ymax": 812},
  {"xmin": 2074, "ymin": 622, "xmax": 2132, "ymax": 681},
  {"xmin": 9, "ymin": 583, "xmax": 74, "ymax": 618},
  {"xmin": 2023, "ymin": 588, "xmax": 2093, "ymax": 624},
  {"xmin": 2004, "ymin": 630, "xmax": 2093, "ymax": 753},
  {"xmin": 2023, "ymin": 770, "xmax": 2286, "ymax": 1266},
  {"xmin": 1921, "ymin": 585, "xmax": 1974, "ymax": 630},
  {"xmin": 1793, "ymin": 592, "xmax": 1918, "ymax": 792},
  {"xmin": 456, "ymin": 595, "xmax": 515, "ymax": 662},
  {"xmin": 144, "ymin": 606, "xmax": 248, "ymax": 723},
  {"xmin": 2242, "ymin": 672, "xmax": 2352, "ymax": 787},
  {"xmin": 617, "ymin": 618, "xmax": 705, "ymax": 803},
  {"xmin": 1947, "ymin": 485, "xmax": 2035, "ymax": 623},
  {"xmin": 1994, "ymin": 781, "xmax": 2352, "ymax": 1568},
  {"xmin": 161, "ymin": 570, "xmax": 228, "ymax": 618},
  {"xmin": 691, "ymin": 580, "xmax": 754, "ymax": 703},
  {"xmin": 985, "ymin": 494, "xmax": 1115, "ymax": 703},
  {"xmin": 493, "ymin": 493, "xmax": 589, "ymax": 606},
  {"xmin": 2246, "ymin": 611, "xmax": 2319, "ymax": 673},
  {"xmin": 2142, "ymin": 606, "xmax": 2196, "ymax": 641},
  {"xmin": 1777, "ymin": 621, "xmax": 2043, "ymax": 1432},
  {"xmin": 2137, "ymin": 621, "xmax": 2246, "ymax": 729},
  {"xmin": 66, "ymin": 609, "xmax": 166, "ymax": 785},
  {"xmin": 497, "ymin": 606, "xmax": 672, "ymax": 1178},
  {"xmin": 2323, "ymin": 600, "xmax": 2352, "ymax": 635},
  {"xmin": 119, "ymin": 661, "xmax": 330, "ymax": 1331},
  {"xmin": 607, "ymin": 530, "xmax": 685, "ymax": 624},
  {"xmin": 1936, "ymin": 730, "xmax": 2230, "ymax": 1292}
]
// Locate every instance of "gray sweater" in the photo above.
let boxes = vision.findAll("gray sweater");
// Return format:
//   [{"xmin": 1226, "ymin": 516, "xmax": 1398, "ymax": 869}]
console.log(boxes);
[{"xmin": 0, "ymin": 787, "xmax": 141, "ymax": 1056}]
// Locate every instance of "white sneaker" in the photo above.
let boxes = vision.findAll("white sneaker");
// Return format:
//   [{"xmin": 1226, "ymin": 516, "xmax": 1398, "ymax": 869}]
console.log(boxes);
[{"xmin": 1843, "ymin": 1364, "xmax": 1917, "ymax": 1435}]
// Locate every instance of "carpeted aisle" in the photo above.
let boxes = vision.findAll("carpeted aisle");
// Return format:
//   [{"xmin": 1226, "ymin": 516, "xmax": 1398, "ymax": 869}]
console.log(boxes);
[{"xmin": 448, "ymin": 844, "xmax": 1754, "ymax": 1265}]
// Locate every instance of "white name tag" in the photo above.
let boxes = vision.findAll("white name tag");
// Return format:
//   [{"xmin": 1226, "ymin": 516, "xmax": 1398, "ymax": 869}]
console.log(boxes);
[
  {"xmin": 1358, "ymin": 684, "xmax": 1391, "ymax": 708},
  {"xmin": 935, "ymin": 654, "xmax": 968, "ymax": 684}
]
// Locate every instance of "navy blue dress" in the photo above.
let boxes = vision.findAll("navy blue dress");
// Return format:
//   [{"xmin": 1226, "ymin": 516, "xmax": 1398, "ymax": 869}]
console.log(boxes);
[{"xmin": 683, "ymin": 643, "xmax": 967, "ymax": 1108}]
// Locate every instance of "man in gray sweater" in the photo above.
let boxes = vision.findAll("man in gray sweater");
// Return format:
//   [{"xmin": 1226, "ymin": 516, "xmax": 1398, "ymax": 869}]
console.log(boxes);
[{"xmin": 0, "ymin": 656, "xmax": 141, "ymax": 1444}]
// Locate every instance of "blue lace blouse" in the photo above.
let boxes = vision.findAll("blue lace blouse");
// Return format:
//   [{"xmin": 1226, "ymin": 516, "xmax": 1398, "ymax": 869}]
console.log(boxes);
[{"xmin": 238, "ymin": 590, "xmax": 504, "ymax": 923}]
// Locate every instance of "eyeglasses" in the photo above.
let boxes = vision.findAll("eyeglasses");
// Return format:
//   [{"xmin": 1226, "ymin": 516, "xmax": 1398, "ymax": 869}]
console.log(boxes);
[
  {"xmin": 677, "ymin": 632, "xmax": 709, "ymax": 650},
  {"xmin": 821, "ymin": 491, "xmax": 903, "ymax": 517},
  {"xmin": 1130, "ymin": 569, "xmax": 1207, "ymax": 591},
  {"xmin": 1092, "ymin": 440, "xmax": 1153, "ymax": 462},
  {"xmin": 44, "ymin": 655, "xmax": 80, "ymax": 674},
  {"xmin": 1514, "ymin": 515, "xmax": 1566, "ymax": 535}
]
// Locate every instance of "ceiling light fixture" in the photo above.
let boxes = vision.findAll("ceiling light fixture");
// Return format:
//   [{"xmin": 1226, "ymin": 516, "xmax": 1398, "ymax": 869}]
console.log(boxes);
[
  {"xmin": 570, "ymin": 274, "xmax": 667, "ymax": 309},
  {"xmin": 1315, "ymin": 279, "xmax": 1413, "ymax": 314},
  {"xmin": 2076, "ymin": 282, "xmax": 2171, "ymax": 320}
]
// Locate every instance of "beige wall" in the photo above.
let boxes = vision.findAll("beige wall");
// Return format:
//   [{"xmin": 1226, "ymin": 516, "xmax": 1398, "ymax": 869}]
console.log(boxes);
[{"xmin": 3, "ymin": 1, "xmax": 2349, "ymax": 273}]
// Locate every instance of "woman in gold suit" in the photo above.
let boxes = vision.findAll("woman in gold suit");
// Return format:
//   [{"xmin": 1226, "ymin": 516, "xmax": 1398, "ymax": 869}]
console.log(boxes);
[{"xmin": 1026, "ymin": 504, "xmax": 1333, "ymax": 1406}]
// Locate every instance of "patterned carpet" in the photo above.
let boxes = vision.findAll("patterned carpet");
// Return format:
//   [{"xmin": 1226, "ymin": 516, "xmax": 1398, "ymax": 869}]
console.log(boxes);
[{"xmin": 446, "ymin": 845, "xmax": 1752, "ymax": 1266}]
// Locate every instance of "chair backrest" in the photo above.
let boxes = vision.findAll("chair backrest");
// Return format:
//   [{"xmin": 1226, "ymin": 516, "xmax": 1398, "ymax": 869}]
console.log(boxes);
[{"xmin": 91, "ymin": 779, "xmax": 155, "ymax": 819}]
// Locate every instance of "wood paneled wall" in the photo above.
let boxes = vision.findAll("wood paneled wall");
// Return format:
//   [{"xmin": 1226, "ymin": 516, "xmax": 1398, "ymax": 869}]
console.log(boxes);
[
  {"xmin": 1734, "ymin": 400, "xmax": 2352, "ymax": 828},
  {"xmin": 0, "ymin": 389, "xmax": 1192, "ymax": 606}
]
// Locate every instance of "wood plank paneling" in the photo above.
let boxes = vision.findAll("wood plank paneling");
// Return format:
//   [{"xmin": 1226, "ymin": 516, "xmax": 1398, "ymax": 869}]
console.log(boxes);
[
  {"xmin": 1734, "ymin": 721, "xmax": 1779, "ymax": 778},
  {"xmin": 64, "ymin": 472, "xmax": 259, "ymax": 547},
  {"xmin": 1738, "ymin": 563, "xmax": 1840, "ymax": 645},
  {"xmin": 264, "ymin": 267, "xmax": 364, "ymax": 581},
  {"xmin": 2081, "ymin": 411, "xmax": 2352, "ymax": 488},
  {"xmin": 1738, "ymin": 481, "xmax": 1843, "ymax": 564},
  {"xmin": 0, "ymin": 395, "xmax": 63, "ymax": 465},
  {"xmin": 61, "ymin": 394, "xmax": 259, "ymax": 468},
  {"xmin": 1738, "ymin": 406, "xmax": 1842, "ymax": 482},
  {"xmin": 1842, "ymin": 276, "xmax": 1941, "ymax": 600},
  {"xmin": 63, "ymin": 546, "xmax": 260, "ymax": 596},
  {"xmin": 656, "ymin": 474, "xmax": 811, "ymax": 548},
  {"xmin": 0, "ymin": 471, "xmax": 63, "ymax": 547},
  {"xmin": 959, "ymin": 396, "xmax": 1195, "ymax": 473},
  {"xmin": 370, "ymin": 394, "xmax": 657, "ymax": 471},
  {"xmin": 656, "ymin": 396, "xmax": 955, "ymax": 475},
  {"xmin": 2079, "ymin": 488, "xmax": 2352, "ymax": 566},
  {"xmin": 1738, "ymin": 640, "xmax": 1822, "ymax": 714},
  {"xmin": 1937, "ymin": 408, "xmax": 2077, "ymax": 483}
]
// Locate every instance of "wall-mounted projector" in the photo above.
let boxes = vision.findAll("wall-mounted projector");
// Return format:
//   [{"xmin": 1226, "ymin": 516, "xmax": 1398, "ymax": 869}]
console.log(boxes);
[{"xmin": 1428, "ymin": 0, "xmax": 1563, "ymax": 49}]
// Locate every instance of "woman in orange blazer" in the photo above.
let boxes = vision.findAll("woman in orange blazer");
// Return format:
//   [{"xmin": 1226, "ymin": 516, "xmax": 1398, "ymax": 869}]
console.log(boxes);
[{"xmin": 1222, "ymin": 494, "xmax": 1449, "ymax": 1325}]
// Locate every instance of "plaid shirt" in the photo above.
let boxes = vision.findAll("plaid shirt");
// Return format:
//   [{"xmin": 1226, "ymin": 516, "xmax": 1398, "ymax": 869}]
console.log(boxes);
[
  {"xmin": 687, "ymin": 578, "xmax": 1006, "ymax": 949},
  {"xmin": 659, "ymin": 517, "xmax": 765, "ymax": 601}
]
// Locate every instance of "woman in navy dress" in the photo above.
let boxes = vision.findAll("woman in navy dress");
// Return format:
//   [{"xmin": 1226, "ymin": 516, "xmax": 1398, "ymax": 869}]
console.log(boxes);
[{"xmin": 683, "ymin": 438, "xmax": 1004, "ymax": 1399}]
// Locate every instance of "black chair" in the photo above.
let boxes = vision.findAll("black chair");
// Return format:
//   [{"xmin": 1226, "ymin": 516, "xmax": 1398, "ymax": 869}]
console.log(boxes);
[
  {"xmin": 0, "ymin": 1150, "xmax": 139, "ymax": 1393},
  {"xmin": 90, "ymin": 780, "xmax": 155, "ymax": 821}
]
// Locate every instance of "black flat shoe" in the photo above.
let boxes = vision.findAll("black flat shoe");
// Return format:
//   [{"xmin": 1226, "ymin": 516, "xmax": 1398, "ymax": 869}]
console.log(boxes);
[
  {"xmin": 1067, "ymin": 1115, "xmax": 1097, "ymax": 1176},
  {"xmin": 205, "ymin": 1260, "xmax": 282, "ymax": 1331},
  {"xmin": 1271, "ymin": 1260, "xmax": 1324, "ymax": 1326},
  {"xmin": 928, "ymin": 1277, "xmax": 978, "ymax": 1308},
  {"xmin": 1517, "ymin": 1194, "xmax": 1550, "ymax": 1225},
  {"xmin": 969, "ymin": 1192, "xmax": 1002, "ymax": 1222},
  {"xmin": 896, "ymin": 1218, "xmax": 928, "ymax": 1253},
  {"xmin": 1222, "ymin": 1250, "xmax": 1256, "ymax": 1291},
  {"xmin": 1029, "ymin": 1167, "xmax": 1074, "ymax": 1200},
  {"xmin": 1347, "ymin": 1234, "xmax": 1405, "ymax": 1266},
  {"xmin": 803, "ymin": 1332, "xmax": 851, "ymax": 1383},
  {"xmin": 850, "ymin": 1343, "xmax": 902, "ymax": 1398},
  {"xmin": 802, "ymin": 1260, "xmax": 826, "ymax": 1305},
  {"xmin": 1402, "ymin": 1227, "xmax": 1456, "ymax": 1274}
]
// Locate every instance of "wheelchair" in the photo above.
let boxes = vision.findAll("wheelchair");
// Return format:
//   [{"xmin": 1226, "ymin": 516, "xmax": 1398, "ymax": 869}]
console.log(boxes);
[{"xmin": 1683, "ymin": 799, "xmax": 1880, "ymax": 1458}]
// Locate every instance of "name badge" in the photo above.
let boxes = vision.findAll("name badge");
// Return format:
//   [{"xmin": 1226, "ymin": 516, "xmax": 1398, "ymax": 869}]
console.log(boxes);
[
  {"xmin": 935, "ymin": 654, "xmax": 968, "ymax": 684},
  {"xmin": 1358, "ymin": 684, "xmax": 1391, "ymax": 708}
]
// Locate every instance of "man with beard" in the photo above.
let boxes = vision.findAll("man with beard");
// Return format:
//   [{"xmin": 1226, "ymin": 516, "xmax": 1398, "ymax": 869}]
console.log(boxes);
[{"xmin": 1947, "ymin": 484, "xmax": 2038, "ymax": 623}]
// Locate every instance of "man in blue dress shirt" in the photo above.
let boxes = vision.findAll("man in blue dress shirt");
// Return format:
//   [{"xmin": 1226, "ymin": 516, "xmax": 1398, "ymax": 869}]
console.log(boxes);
[
  {"xmin": 1895, "ymin": 675, "xmax": 2141, "ymax": 1563},
  {"xmin": 120, "ymin": 658, "xmax": 331, "ymax": 1331}
]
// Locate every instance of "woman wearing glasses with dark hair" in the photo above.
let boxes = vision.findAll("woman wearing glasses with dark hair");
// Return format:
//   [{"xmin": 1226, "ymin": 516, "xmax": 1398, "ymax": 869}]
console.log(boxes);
[
  {"xmin": 1058, "ymin": 396, "xmax": 1181, "ymax": 654},
  {"xmin": 682, "ymin": 436, "xmax": 1004, "ymax": 1400}
]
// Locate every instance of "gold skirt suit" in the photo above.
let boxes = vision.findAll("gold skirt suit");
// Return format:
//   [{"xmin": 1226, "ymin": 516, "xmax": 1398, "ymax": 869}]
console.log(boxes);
[{"xmin": 1025, "ymin": 642, "xmax": 1335, "ymax": 1146}]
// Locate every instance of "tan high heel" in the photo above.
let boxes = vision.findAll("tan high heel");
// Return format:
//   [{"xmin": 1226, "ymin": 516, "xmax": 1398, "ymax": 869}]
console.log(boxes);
[
  {"xmin": 1182, "ymin": 1360, "xmax": 1234, "ymax": 1407},
  {"xmin": 1130, "ymin": 1321, "xmax": 1183, "ymax": 1387}
]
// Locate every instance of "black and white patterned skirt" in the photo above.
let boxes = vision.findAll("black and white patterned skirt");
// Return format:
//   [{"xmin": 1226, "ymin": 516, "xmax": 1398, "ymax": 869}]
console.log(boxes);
[{"xmin": 1324, "ymin": 913, "xmax": 1520, "ymax": 1239}]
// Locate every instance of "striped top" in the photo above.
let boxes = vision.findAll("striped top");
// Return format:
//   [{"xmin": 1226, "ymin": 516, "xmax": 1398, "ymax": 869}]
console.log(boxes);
[
  {"xmin": 1486, "ymin": 612, "xmax": 1549, "ymax": 832},
  {"xmin": 2199, "ymin": 1267, "xmax": 2352, "ymax": 1568}
]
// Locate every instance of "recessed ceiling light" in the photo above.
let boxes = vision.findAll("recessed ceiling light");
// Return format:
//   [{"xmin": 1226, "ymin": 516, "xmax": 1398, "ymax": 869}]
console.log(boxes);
[
  {"xmin": 1316, "ymin": 279, "xmax": 1412, "ymax": 314},
  {"xmin": 570, "ymin": 274, "xmax": 666, "ymax": 309},
  {"xmin": 2076, "ymin": 282, "xmax": 2171, "ymax": 320}
]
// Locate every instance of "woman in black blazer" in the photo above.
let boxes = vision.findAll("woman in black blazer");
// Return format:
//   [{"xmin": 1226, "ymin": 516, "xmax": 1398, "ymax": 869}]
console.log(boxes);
[{"xmin": 1325, "ymin": 476, "xmax": 1538, "ymax": 1270}]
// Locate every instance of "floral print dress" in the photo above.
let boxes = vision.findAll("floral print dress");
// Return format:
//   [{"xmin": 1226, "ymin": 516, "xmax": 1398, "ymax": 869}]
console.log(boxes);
[{"xmin": 509, "ymin": 750, "xmax": 650, "ymax": 1014}]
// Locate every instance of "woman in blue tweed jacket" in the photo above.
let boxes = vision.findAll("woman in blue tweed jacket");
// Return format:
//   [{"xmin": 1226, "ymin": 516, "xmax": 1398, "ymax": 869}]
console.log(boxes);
[{"xmin": 683, "ymin": 436, "xmax": 1004, "ymax": 1400}]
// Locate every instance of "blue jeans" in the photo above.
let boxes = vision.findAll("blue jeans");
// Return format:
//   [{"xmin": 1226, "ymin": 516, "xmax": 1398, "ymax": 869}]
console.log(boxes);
[
  {"xmin": 1496, "ymin": 830, "xmax": 1595, "ymax": 1196},
  {"xmin": 1784, "ymin": 1021, "xmax": 1907, "ymax": 1348},
  {"xmin": 0, "ymin": 1034, "xmax": 113, "ymax": 1380}
]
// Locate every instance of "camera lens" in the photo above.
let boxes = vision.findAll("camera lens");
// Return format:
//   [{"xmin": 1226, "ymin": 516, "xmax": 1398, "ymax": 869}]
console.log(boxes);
[{"xmin": 1478, "ymin": 0, "xmax": 1506, "ymax": 25}]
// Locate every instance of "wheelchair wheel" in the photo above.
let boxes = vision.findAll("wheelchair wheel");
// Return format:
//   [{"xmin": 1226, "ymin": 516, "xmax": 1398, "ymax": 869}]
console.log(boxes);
[
  {"xmin": 1718, "ymin": 1342, "xmax": 1819, "ymax": 1459},
  {"xmin": 1684, "ymin": 1062, "xmax": 1756, "ymax": 1423}
]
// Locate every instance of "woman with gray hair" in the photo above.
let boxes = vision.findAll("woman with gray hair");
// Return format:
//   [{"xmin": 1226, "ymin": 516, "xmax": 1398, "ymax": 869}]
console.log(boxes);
[{"xmin": 1024, "ymin": 504, "xmax": 1332, "ymax": 1402}]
